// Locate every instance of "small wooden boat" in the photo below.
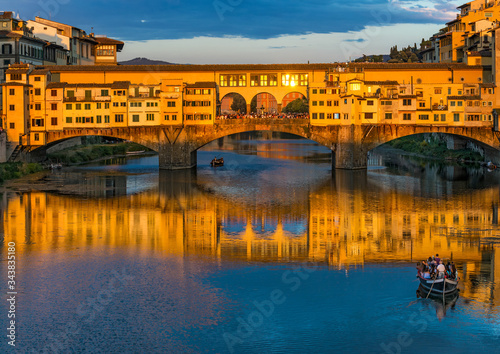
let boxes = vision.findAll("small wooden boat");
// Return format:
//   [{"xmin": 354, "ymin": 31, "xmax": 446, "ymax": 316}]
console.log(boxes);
[
  {"xmin": 417, "ymin": 275, "xmax": 458, "ymax": 295},
  {"xmin": 210, "ymin": 157, "xmax": 224, "ymax": 167},
  {"xmin": 49, "ymin": 163, "xmax": 62, "ymax": 169},
  {"xmin": 126, "ymin": 150, "xmax": 145, "ymax": 155}
]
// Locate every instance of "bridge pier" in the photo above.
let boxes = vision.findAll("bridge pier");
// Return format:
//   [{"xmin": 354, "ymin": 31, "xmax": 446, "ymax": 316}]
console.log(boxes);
[
  {"xmin": 159, "ymin": 143, "xmax": 197, "ymax": 170},
  {"xmin": 331, "ymin": 125, "xmax": 368, "ymax": 169},
  {"xmin": 332, "ymin": 143, "xmax": 368, "ymax": 169}
]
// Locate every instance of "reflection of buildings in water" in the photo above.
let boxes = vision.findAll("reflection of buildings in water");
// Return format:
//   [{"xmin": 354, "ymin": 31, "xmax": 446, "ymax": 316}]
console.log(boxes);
[{"xmin": 3, "ymin": 169, "xmax": 500, "ymax": 305}]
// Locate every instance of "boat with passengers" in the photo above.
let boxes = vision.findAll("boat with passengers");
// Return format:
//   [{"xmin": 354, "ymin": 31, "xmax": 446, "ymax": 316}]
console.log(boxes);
[{"xmin": 416, "ymin": 255, "xmax": 459, "ymax": 296}]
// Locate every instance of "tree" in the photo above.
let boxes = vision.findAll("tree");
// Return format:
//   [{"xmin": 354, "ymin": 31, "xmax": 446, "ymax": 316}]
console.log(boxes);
[
  {"xmin": 230, "ymin": 94, "xmax": 246, "ymax": 113},
  {"xmin": 282, "ymin": 98, "xmax": 308, "ymax": 113},
  {"xmin": 250, "ymin": 96, "xmax": 257, "ymax": 113}
]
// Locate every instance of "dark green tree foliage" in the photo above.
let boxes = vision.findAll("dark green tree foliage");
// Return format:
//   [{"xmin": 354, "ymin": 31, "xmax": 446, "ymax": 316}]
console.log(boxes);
[
  {"xmin": 282, "ymin": 98, "xmax": 308, "ymax": 113},
  {"xmin": 250, "ymin": 96, "xmax": 257, "ymax": 113},
  {"xmin": 388, "ymin": 44, "xmax": 421, "ymax": 63},
  {"xmin": 230, "ymin": 94, "xmax": 246, "ymax": 113}
]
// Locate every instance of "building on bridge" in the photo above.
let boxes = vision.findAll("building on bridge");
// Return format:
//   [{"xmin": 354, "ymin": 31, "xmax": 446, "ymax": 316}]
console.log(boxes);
[{"xmin": 1, "ymin": 60, "xmax": 500, "ymax": 168}]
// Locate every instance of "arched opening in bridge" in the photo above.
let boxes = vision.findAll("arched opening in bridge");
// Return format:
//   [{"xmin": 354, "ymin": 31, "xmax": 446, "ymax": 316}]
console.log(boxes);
[
  {"xmin": 198, "ymin": 131, "xmax": 332, "ymax": 165},
  {"xmin": 29, "ymin": 135, "xmax": 155, "ymax": 165},
  {"xmin": 220, "ymin": 93, "xmax": 247, "ymax": 115},
  {"xmin": 250, "ymin": 93, "xmax": 278, "ymax": 115},
  {"xmin": 282, "ymin": 92, "xmax": 307, "ymax": 113}
]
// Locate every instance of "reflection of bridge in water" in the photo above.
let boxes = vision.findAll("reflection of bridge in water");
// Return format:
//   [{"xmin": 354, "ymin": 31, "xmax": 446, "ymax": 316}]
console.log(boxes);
[{"xmin": 2, "ymin": 169, "xmax": 500, "ymax": 304}]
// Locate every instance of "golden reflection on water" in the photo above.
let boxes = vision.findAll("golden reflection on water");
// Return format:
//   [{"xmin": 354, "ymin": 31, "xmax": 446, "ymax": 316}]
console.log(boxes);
[{"xmin": 2, "ymin": 168, "xmax": 500, "ymax": 307}]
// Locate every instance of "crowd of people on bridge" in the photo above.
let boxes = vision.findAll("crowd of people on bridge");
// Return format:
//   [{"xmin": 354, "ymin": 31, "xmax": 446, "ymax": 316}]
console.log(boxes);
[
  {"xmin": 216, "ymin": 113, "xmax": 309, "ymax": 120},
  {"xmin": 416, "ymin": 254, "xmax": 458, "ymax": 280}
]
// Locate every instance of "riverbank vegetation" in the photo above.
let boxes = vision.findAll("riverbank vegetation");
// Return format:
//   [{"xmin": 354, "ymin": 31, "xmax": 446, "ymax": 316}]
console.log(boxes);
[
  {"xmin": 385, "ymin": 135, "xmax": 484, "ymax": 163},
  {"xmin": 47, "ymin": 142, "xmax": 152, "ymax": 165},
  {"xmin": 0, "ymin": 162, "xmax": 44, "ymax": 184}
]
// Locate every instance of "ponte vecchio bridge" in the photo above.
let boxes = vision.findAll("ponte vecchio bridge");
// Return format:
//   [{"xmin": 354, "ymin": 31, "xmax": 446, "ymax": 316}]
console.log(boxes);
[{"xmin": 3, "ymin": 62, "xmax": 500, "ymax": 168}]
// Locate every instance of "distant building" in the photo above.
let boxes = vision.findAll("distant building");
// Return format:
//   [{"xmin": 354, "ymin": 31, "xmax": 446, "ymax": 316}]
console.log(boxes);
[
  {"xmin": 28, "ymin": 17, "xmax": 97, "ymax": 65},
  {"xmin": 93, "ymin": 36, "xmax": 124, "ymax": 65},
  {"xmin": 0, "ymin": 12, "xmax": 45, "ymax": 81}
]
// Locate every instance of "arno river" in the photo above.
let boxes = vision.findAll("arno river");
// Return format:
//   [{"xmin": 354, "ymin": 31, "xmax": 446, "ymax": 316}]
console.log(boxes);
[{"xmin": 1, "ymin": 134, "xmax": 500, "ymax": 353}]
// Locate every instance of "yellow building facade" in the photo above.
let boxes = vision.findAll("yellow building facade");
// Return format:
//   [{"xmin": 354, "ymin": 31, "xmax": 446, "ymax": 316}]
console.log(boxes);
[{"xmin": 1, "ymin": 61, "xmax": 499, "ymax": 148}]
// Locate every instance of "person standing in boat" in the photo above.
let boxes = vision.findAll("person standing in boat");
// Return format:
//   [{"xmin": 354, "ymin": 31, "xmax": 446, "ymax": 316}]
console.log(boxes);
[{"xmin": 437, "ymin": 260, "xmax": 446, "ymax": 279}]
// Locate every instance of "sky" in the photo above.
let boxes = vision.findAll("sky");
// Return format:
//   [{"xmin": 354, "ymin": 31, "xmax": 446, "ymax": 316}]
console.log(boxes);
[{"xmin": 5, "ymin": 0, "xmax": 464, "ymax": 64}]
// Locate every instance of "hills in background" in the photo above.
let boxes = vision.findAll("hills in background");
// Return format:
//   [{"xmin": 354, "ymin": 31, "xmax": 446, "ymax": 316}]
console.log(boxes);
[{"xmin": 118, "ymin": 57, "xmax": 177, "ymax": 65}]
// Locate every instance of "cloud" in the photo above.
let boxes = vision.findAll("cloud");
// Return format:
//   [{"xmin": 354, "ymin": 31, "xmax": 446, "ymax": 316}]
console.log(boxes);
[{"xmin": 18, "ymin": 0, "xmax": 463, "ymax": 41}]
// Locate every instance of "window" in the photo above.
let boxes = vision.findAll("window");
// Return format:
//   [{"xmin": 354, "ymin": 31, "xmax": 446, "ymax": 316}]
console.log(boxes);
[
  {"xmin": 457, "ymin": 101, "xmax": 463, "ymax": 107},
  {"xmin": 454, "ymin": 113, "xmax": 460, "ymax": 122},
  {"xmin": 51, "ymin": 117, "xmax": 57, "ymax": 125},
  {"xmin": 312, "ymin": 101, "xmax": 317, "ymax": 106},
  {"xmin": 34, "ymin": 133, "xmax": 39, "ymax": 141},
  {"xmin": 220, "ymin": 74, "xmax": 246, "ymax": 87},
  {"xmin": 312, "ymin": 113, "xmax": 318, "ymax": 119},
  {"xmin": 76, "ymin": 104, "xmax": 81, "ymax": 110},
  {"xmin": 319, "ymin": 113, "xmax": 325, "ymax": 119},
  {"xmin": 250, "ymin": 74, "xmax": 278, "ymax": 87},
  {"xmin": 434, "ymin": 88, "xmax": 442, "ymax": 94},
  {"xmin": 349, "ymin": 83, "xmax": 361, "ymax": 91},
  {"xmin": 403, "ymin": 99, "xmax": 412, "ymax": 106},
  {"xmin": 434, "ymin": 114, "xmax": 439, "ymax": 122},
  {"xmin": 167, "ymin": 101, "xmax": 176, "ymax": 107},
  {"xmin": 319, "ymin": 101, "xmax": 324, "ymax": 106},
  {"xmin": 85, "ymin": 90, "xmax": 91, "ymax": 99},
  {"xmin": 312, "ymin": 89, "xmax": 318, "ymax": 94},
  {"xmin": 334, "ymin": 101, "xmax": 339, "ymax": 107},
  {"xmin": 450, "ymin": 101, "xmax": 456, "ymax": 107},
  {"xmin": 334, "ymin": 113, "xmax": 340, "ymax": 119},
  {"xmin": 104, "ymin": 115, "xmax": 110, "ymax": 123},
  {"xmin": 441, "ymin": 114, "xmax": 446, "ymax": 122},
  {"xmin": 51, "ymin": 103, "xmax": 57, "ymax": 110},
  {"xmin": 34, "ymin": 77, "xmax": 41, "ymax": 82},
  {"xmin": 9, "ymin": 89, "xmax": 15, "ymax": 95},
  {"xmin": 164, "ymin": 115, "xmax": 169, "ymax": 120},
  {"xmin": 327, "ymin": 101, "xmax": 332, "ymax": 107},
  {"xmin": 113, "ymin": 102, "xmax": 119, "ymax": 107},
  {"xmin": 115, "ymin": 114, "xmax": 124, "ymax": 122},
  {"xmin": 67, "ymin": 90, "xmax": 74, "ymax": 98},
  {"xmin": 9, "ymin": 105, "xmax": 15, "ymax": 111},
  {"xmin": 343, "ymin": 114, "xmax": 349, "ymax": 120},
  {"xmin": 385, "ymin": 113, "xmax": 392, "ymax": 120},
  {"xmin": 132, "ymin": 114, "xmax": 140, "ymax": 122},
  {"xmin": 9, "ymin": 123, "xmax": 15, "ymax": 129},
  {"xmin": 66, "ymin": 117, "xmax": 72, "ymax": 123},
  {"xmin": 172, "ymin": 115, "xmax": 177, "ymax": 121},
  {"xmin": 85, "ymin": 104, "xmax": 91, "ymax": 110},
  {"xmin": 96, "ymin": 103, "xmax": 101, "ymax": 109},
  {"xmin": 35, "ymin": 88, "xmax": 41, "ymax": 95},
  {"xmin": 10, "ymin": 74, "xmax": 21, "ymax": 80},
  {"xmin": 419, "ymin": 102, "xmax": 425, "ymax": 108},
  {"xmin": 51, "ymin": 90, "xmax": 57, "ymax": 96},
  {"xmin": 367, "ymin": 100, "xmax": 374, "ymax": 106},
  {"xmin": 35, "ymin": 104, "xmax": 41, "ymax": 110},
  {"xmin": 281, "ymin": 73, "xmax": 308, "ymax": 87},
  {"xmin": 31, "ymin": 119, "xmax": 44, "ymax": 127},
  {"xmin": 66, "ymin": 104, "xmax": 72, "ymax": 110},
  {"xmin": 120, "ymin": 102, "xmax": 126, "ymax": 107},
  {"xmin": 403, "ymin": 113, "xmax": 411, "ymax": 120},
  {"xmin": 418, "ymin": 114, "xmax": 429, "ymax": 120},
  {"xmin": 101, "ymin": 89, "xmax": 109, "ymax": 96},
  {"xmin": 365, "ymin": 113, "xmax": 373, "ymax": 119},
  {"xmin": 96, "ymin": 115, "xmax": 102, "ymax": 123}
]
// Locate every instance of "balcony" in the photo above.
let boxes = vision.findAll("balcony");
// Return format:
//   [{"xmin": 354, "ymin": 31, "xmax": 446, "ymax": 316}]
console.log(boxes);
[
  {"xmin": 63, "ymin": 96, "xmax": 111, "ymax": 102},
  {"xmin": 325, "ymin": 81, "xmax": 340, "ymax": 87},
  {"xmin": 432, "ymin": 104, "xmax": 448, "ymax": 111}
]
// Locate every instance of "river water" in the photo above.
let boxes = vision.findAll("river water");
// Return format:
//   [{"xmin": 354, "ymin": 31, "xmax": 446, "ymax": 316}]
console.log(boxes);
[{"xmin": 1, "ymin": 135, "xmax": 500, "ymax": 353}]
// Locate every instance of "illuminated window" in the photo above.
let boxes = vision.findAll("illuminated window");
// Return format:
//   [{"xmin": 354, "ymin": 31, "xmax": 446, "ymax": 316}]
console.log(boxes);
[{"xmin": 350, "ymin": 83, "xmax": 361, "ymax": 91}]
